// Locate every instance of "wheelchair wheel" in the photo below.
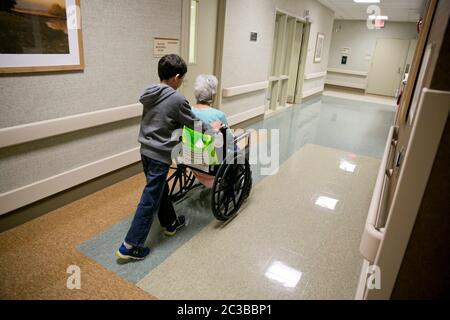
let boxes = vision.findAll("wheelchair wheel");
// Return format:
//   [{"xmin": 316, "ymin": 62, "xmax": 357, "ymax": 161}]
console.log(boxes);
[
  {"xmin": 211, "ymin": 153, "xmax": 251, "ymax": 221},
  {"xmin": 167, "ymin": 165, "xmax": 196, "ymax": 201}
]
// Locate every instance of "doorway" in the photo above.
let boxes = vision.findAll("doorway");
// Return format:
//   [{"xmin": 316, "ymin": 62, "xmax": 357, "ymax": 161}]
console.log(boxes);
[
  {"xmin": 288, "ymin": 20, "xmax": 304, "ymax": 103},
  {"xmin": 267, "ymin": 11, "xmax": 309, "ymax": 114},
  {"xmin": 356, "ymin": 0, "xmax": 448, "ymax": 299},
  {"xmin": 366, "ymin": 38, "xmax": 411, "ymax": 97},
  {"xmin": 180, "ymin": 0, "xmax": 224, "ymax": 106}
]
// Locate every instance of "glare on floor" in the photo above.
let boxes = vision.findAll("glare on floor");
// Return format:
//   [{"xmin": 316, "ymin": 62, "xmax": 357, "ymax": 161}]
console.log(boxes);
[
  {"xmin": 315, "ymin": 196, "xmax": 339, "ymax": 210},
  {"xmin": 265, "ymin": 261, "xmax": 302, "ymax": 288},
  {"xmin": 339, "ymin": 160, "xmax": 357, "ymax": 173}
]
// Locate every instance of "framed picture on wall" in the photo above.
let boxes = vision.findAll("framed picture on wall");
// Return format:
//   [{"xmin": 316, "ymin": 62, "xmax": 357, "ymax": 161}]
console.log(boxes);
[
  {"xmin": 314, "ymin": 32, "xmax": 325, "ymax": 63},
  {"xmin": 0, "ymin": 0, "xmax": 84, "ymax": 74}
]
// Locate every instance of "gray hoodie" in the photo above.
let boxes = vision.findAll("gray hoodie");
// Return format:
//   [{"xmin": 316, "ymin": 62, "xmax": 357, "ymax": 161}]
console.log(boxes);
[{"xmin": 138, "ymin": 84, "xmax": 209, "ymax": 165}]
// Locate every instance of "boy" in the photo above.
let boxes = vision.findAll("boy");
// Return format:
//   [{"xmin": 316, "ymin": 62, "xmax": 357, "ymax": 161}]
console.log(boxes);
[{"xmin": 116, "ymin": 54, "xmax": 221, "ymax": 260}]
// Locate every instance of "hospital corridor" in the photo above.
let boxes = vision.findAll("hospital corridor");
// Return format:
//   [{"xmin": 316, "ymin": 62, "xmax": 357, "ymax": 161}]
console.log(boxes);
[{"xmin": 0, "ymin": 0, "xmax": 449, "ymax": 304}]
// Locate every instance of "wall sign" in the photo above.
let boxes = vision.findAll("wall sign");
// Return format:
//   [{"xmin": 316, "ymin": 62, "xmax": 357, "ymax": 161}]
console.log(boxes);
[
  {"xmin": 250, "ymin": 32, "xmax": 257, "ymax": 41},
  {"xmin": 153, "ymin": 37, "xmax": 180, "ymax": 58},
  {"xmin": 341, "ymin": 47, "xmax": 351, "ymax": 55}
]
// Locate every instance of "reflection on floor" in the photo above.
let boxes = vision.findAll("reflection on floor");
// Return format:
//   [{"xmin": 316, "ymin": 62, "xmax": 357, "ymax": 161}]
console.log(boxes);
[
  {"xmin": 77, "ymin": 95, "xmax": 395, "ymax": 299},
  {"xmin": 137, "ymin": 144, "xmax": 381, "ymax": 299},
  {"xmin": 323, "ymin": 86, "xmax": 397, "ymax": 106}
]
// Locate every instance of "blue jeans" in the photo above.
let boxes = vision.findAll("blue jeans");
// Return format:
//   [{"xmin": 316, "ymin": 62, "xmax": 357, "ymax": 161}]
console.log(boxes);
[{"xmin": 125, "ymin": 156, "xmax": 177, "ymax": 247}]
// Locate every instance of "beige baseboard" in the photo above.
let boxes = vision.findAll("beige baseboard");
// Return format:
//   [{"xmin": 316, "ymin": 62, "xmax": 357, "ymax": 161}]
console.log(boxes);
[
  {"xmin": 0, "ymin": 147, "xmax": 141, "ymax": 215},
  {"xmin": 0, "ymin": 162, "xmax": 143, "ymax": 233}
]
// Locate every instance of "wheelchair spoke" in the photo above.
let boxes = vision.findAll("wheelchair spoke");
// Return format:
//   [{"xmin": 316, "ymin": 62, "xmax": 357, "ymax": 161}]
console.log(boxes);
[
  {"xmin": 230, "ymin": 187, "xmax": 237, "ymax": 208},
  {"xmin": 223, "ymin": 193, "xmax": 230, "ymax": 214},
  {"xmin": 216, "ymin": 183, "xmax": 232, "ymax": 193},
  {"xmin": 236, "ymin": 169, "xmax": 245, "ymax": 181},
  {"xmin": 235, "ymin": 178, "xmax": 246, "ymax": 192},
  {"xmin": 217, "ymin": 186, "xmax": 229, "ymax": 212},
  {"xmin": 216, "ymin": 186, "xmax": 226, "ymax": 206}
]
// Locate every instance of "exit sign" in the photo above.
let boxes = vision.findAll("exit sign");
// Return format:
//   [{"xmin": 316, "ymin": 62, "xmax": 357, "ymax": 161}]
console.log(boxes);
[{"xmin": 375, "ymin": 19, "xmax": 385, "ymax": 28}]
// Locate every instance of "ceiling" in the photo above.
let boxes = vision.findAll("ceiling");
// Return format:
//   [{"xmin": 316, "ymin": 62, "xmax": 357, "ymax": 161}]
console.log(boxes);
[{"xmin": 317, "ymin": 0, "xmax": 426, "ymax": 22}]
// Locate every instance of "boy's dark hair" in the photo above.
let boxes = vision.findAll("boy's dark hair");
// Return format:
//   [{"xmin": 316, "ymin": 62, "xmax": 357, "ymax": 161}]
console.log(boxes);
[{"xmin": 158, "ymin": 54, "xmax": 187, "ymax": 81}]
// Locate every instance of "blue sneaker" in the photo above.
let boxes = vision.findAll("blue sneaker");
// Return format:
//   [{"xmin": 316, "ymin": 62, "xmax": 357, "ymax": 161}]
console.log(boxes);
[
  {"xmin": 164, "ymin": 215, "xmax": 186, "ymax": 236},
  {"xmin": 115, "ymin": 243, "xmax": 150, "ymax": 260}
]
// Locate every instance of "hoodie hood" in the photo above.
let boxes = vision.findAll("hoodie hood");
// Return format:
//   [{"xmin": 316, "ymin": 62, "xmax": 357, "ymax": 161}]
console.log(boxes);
[
  {"xmin": 136, "ymin": 82, "xmax": 209, "ymax": 165},
  {"xmin": 139, "ymin": 84, "xmax": 176, "ymax": 105}
]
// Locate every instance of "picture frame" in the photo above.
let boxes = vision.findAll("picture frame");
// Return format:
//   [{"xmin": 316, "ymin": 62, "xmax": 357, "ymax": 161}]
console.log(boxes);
[
  {"xmin": 314, "ymin": 32, "xmax": 325, "ymax": 63},
  {"xmin": 0, "ymin": 0, "xmax": 84, "ymax": 74}
]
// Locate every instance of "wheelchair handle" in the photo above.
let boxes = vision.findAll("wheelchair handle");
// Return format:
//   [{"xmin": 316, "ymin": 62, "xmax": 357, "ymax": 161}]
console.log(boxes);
[
  {"xmin": 233, "ymin": 131, "xmax": 251, "ymax": 144},
  {"xmin": 217, "ymin": 125, "xmax": 251, "ymax": 146},
  {"xmin": 219, "ymin": 125, "xmax": 229, "ymax": 134}
]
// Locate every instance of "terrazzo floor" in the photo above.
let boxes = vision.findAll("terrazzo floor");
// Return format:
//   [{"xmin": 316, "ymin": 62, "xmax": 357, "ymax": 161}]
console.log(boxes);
[{"xmin": 0, "ymin": 93, "xmax": 395, "ymax": 299}]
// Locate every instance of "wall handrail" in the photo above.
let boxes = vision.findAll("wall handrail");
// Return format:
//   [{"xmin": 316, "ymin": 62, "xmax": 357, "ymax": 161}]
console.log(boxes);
[
  {"xmin": 327, "ymin": 68, "xmax": 368, "ymax": 76},
  {"xmin": 359, "ymin": 125, "xmax": 396, "ymax": 263},
  {"xmin": 0, "ymin": 103, "xmax": 143, "ymax": 149},
  {"xmin": 304, "ymin": 71, "xmax": 327, "ymax": 80},
  {"xmin": 222, "ymin": 81, "xmax": 269, "ymax": 98}
]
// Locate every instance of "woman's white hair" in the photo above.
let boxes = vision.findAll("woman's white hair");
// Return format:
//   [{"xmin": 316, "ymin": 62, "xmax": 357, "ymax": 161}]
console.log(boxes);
[{"xmin": 194, "ymin": 74, "xmax": 218, "ymax": 104}]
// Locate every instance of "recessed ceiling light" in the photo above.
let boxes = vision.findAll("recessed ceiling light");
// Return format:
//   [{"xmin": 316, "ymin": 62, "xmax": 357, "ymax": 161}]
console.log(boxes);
[{"xmin": 353, "ymin": 0, "xmax": 380, "ymax": 3}]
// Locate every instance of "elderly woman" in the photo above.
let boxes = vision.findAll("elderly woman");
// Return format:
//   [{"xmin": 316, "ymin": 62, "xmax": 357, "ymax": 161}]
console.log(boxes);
[
  {"xmin": 190, "ymin": 74, "xmax": 231, "ymax": 187},
  {"xmin": 191, "ymin": 74, "xmax": 228, "ymax": 127}
]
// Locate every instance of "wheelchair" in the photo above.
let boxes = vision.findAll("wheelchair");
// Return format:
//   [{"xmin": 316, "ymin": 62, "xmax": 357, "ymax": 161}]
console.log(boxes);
[{"xmin": 167, "ymin": 126, "xmax": 253, "ymax": 221}]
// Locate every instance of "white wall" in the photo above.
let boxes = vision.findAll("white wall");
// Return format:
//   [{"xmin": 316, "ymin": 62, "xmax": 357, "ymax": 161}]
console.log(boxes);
[
  {"xmin": 326, "ymin": 20, "xmax": 417, "ymax": 90},
  {"xmin": 0, "ymin": 0, "xmax": 182, "ymax": 214},
  {"xmin": 0, "ymin": 0, "xmax": 334, "ymax": 214},
  {"xmin": 220, "ymin": 0, "xmax": 335, "ymax": 119}
]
